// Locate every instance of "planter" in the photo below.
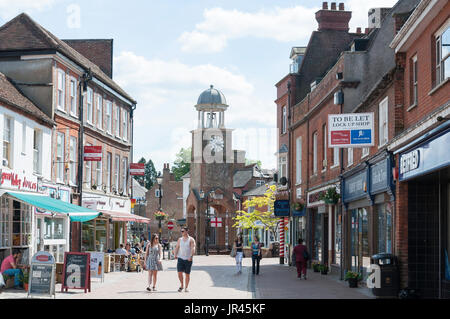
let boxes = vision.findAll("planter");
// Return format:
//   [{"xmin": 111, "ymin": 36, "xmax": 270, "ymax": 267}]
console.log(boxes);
[
  {"xmin": 24, "ymin": 283, "xmax": 29, "ymax": 291},
  {"xmin": 348, "ymin": 278, "xmax": 358, "ymax": 288}
]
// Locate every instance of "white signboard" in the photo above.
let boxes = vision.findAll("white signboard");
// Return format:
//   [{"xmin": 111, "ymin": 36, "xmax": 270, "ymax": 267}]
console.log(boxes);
[
  {"xmin": 0, "ymin": 168, "xmax": 38, "ymax": 192},
  {"xmin": 88, "ymin": 251, "xmax": 105, "ymax": 282},
  {"xmin": 328, "ymin": 113, "xmax": 374, "ymax": 148}
]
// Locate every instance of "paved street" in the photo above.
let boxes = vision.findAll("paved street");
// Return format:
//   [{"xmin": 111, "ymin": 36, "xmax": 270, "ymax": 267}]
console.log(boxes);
[{"xmin": 1, "ymin": 256, "xmax": 371, "ymax": 299}]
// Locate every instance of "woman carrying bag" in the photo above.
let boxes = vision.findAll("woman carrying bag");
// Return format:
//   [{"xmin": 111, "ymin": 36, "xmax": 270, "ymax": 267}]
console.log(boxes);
[
  {"xmin": 145, "ymin": 234, "xmax": 163, "ymax": 292},
  {"xmin": 251, "ymin": 236, "xmax": 262, "ymax": 275}
]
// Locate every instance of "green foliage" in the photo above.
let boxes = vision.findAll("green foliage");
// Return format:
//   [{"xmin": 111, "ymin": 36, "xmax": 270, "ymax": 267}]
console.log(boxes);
[
  {"xmin": 133, "ymin": 157, "xmax": 157, "ymax": 190},
  {"xmin": 245, "ymin": 159, "xmax": 262, "ymax": 167},
  {"xmin": 232, "ymin": 184, "xmax": 279, "ymax": 238},
  {"xmin": 172, "ymin": 147, "xmax": 191, "ymax": 181},
  {"xmin": 344, "ymin": 271, "xmax": 362, "ymax": 281},
  {"xmin": 319, "ymin": 186, "xmax": 340, "ymax": 204}
]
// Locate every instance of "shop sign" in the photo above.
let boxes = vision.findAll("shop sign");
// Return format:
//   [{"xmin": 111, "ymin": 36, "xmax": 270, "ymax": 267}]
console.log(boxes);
[
  {"xmin": 274, "ymin": 200, "xmax": 290, "ymax": 217},
  {"xmin": 39, "ymin": 183, "xmax": 71, "ymax": 202},
  {"xmin": 328, "ymin": 113, "xmax": 374, "ymax": 148},
  {"xmin": 84, "ymin": 146, "xmax": 102, "ymax": 161},
  {"xmin": 88, "ymin": 252, "xmax": 104, "ymax": 282},
  {"xmin": 370, "ymin": 158, "xmax": 390, "ymax": 195},
  {"xmin": 28, "ymin": 251, "xmax": 56, "ymax": 299},
  {"xmin": 130, "ymin": 163, "xmax": 145, "ymax": 176},
  {"xmin": 0, "ymin": 168, "xmax": 38, "ymax": 192},
  {"xmin": 61, "ymin": 252, "xmax": 91, "ymax": 293},
  {"xmin": 82, "ymin": 193, "xmax": 131, "ymax": 214},
  {"xmin": 343, "ymin": 169, "xmax": 367, "ymax": 203},
  {"xmin": 399, "ymin": 129, "xmax": 450, "ymax": 181}
]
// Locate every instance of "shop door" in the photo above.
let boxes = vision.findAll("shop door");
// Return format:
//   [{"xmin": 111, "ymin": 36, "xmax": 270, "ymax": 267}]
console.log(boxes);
[
  {"xmin": 351, "ymin": 208, "xmax": 369, "ymax": 276},
  {"xmin": 323, "ymin": 214, "xmax": 329, "ymax": 265}
]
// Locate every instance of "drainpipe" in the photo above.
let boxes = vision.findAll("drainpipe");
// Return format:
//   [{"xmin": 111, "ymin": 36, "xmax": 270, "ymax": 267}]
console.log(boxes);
[
  {"xmin": 287, "ymin": 81, "xmax": 292, "ymax": 266},
  {"xmin": 339, "ymin": 89, "xmax": 344, "ymax": 281},
  {"xmin": 130, "ymin": 103, "xmax": 136, "ymax": 202}
]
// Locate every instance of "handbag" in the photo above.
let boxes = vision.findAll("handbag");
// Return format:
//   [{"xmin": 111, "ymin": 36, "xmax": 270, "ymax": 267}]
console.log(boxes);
[
  {"xmin": 230, "ymin": 246, "xmax": 236, "ymax": 258},
  {"xmin": 157, "ymin": 260, "xmax": 163, "ymax": 271}
]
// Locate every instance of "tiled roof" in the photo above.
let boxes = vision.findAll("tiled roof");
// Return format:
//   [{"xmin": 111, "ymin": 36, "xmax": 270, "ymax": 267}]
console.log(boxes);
[
  {"xmin": 132, "ymin": 179, "xmax": 148, "ymax": 199},
  {"xmin": 0, "ymin": 71, "xmax": 54, "ymax": 126},
  {"xmin": 242, "ymin": 181, "xmax": 276, "ymax": 197},
  {"xmin": 233, "ymin": 169, "xmax": 253, "ymax": 188},
  {"xmin": 0, "ymin": 13, "xmax": 136, "ymax": 104}
]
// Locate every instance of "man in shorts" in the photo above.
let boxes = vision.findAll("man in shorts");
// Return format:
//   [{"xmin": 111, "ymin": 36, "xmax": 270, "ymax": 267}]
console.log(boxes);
[{"xmin": 174, "ymin": 226, "xmax": 196, "ymax": 292}]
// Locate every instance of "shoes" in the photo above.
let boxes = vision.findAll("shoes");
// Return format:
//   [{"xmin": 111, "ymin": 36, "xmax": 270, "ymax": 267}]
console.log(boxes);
[
  {"xmin": 303, "ymin": 276, "xmax": 307, "ymax": 280},
  {"xmin": 178, "ymin": 287, "xmax": 183, "ymax": 292},
  {"xmin": 146, "ymin": 287, "xmax": 151, "ymax": 292},
  {"xmin": 185, "ymin": 288, "xmax": 189, "ymax": 292},
  {"xmin": 152, "ymin": 287, "xmax": 156, "ymax": 291}
]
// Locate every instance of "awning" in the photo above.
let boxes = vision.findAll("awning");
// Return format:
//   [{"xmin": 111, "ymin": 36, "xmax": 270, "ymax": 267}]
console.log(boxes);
[
  {"xmin": 6, "ymin": 191, "xmax": 100, "ymax": 222},
  {"xmin": 99, "ymin": 210, "xmax": 151, "ymax": 224}
]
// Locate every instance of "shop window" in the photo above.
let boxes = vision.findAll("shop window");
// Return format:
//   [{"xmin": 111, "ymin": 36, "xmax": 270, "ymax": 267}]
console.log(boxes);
[
  {"xmin": 334, "ymin": 210, "xmax": 342, "ymax": 265},
  {"xmin": 43, "ymin": 217, "xmax": 65, "ymax": 240},
  {"xmin": 376, "ymin": 204, "xmax": 392, "ymax": 254},
  {"xmin": 81, "ymin": 220, "xmax": 95, "ymax": 252},
  {"xmin": 0, "ymin": 198, "xmax": 10, "ymax": 248},
  {"xmin": 351, "ymin": 208, "xmax": 370, "ymax": 276},
  {"xmin": 95, "ymin": 219, "xmax": 107, "ymax": 252},
  {"xmin": 12, "ymin": 201, "xmax": 31, "ymax": 247},
  {"xmin": 313, "ymin": 211, "xmax": 321, "ymax": 261}
]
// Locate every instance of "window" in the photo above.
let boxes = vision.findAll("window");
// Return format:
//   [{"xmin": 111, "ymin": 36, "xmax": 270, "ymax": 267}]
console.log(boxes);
[
  {"xmin": 96, "ymin": 94, "xmax": 103, "ymax": 130},
  {"xmin": 435, "ymin": 26, "xmax": 450, "ymax": 85},
  {"xmin": 106, "ymin": 152, "xmax": 112, "ymax": 192},
  {"xmin": 279, "ymin": 156, "xmax": 287, "ymax": 181},
  {"xmin": 296, "ymin": 137, "xmax": 302, "ymax": 184},
  {"xmin": 106, "ymin": 101, "xmax": 112, "ymax": 134},
  {"xmin": 411, "ymin": 55, "xmax": 418, "ymax": 106},
  {"xmin": 3, "ymin": 116, "xmax": 12, "ymax": 167},
  {"xmin": 333, "ymin": 147, "xmax": 339, "ymax": 167},
  {"xmin": 85, "ymin": 143, "xmax": 92, "ymax": 188},
  {"xmin": 12, "ymin": 201, "xmax": 32, "ymax": 247},
  {"xmin": 96, "ymin": 159, "xmax": 102, "ymax": 188},
  {"xmin": 282, "ymin": 106, "xmax": 287, "ymax": 134},
  {"xmin": 70, "ymin": 78, "xmax": 77, "ymax": 116},
  {"xmin": 122, "ymin": 110, "xmax": 128, "ymax": 141},
  {"xmin": 376, "ymin": 204, "xmax": 392, "ymax": 254},
  {"xmin": 0, "ymin": 197, "xmax": 10, "ymax": 248},
  {"xmin": 22, "ymin": 121, "xmax": 26, "ymax": 154},
  {"xmin": 86, "ymin": 88, "xmax": 93, "ymax": 124},
  {"xmin": 379, "ymin": 97, "xmax": 388, "ymax": 147},
  {"xmin": 322, "ymin": 124, "xmax": 327, "ymax": 170},
  {"xmin": 115, "ymin": 106, "xmax": 120, "ymax": 137},
  {"xmin": 122, "ymin": 157, "xmax": 128, "ymax": 194},
  {"xmin": 33, "ymin": 129, "xmax": 42, "ymax": 174},
  {"xmin": 114, "ymin": 155, "xmax": 120, "ymax": 192},
  {"xmin": 255, "ymin": 180, "xmax": 265, "ymax": 187},
  {"xmin": 362, "ymin": 147, "xmax": 369, "ymax": 158},
  {"xmin": 313, "ymin": 132, "xmax": 318, "ymax": 174},
  {"xmin": 69, "ymin": 137, "xmax": 77, "ymax": 185},
  {"xmin": 56, "ymin": 132, "xmax": 65, "ymax": 182},
  {"xmin": 347, "ymin": 148, "xmax": 353, "ymax": 166},
  {"xmin": 57, "ymin": 69, "xmax": 65, "ymax": 111}
]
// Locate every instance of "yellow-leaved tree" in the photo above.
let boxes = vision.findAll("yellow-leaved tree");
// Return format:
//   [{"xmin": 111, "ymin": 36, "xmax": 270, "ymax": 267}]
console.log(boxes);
[{"xmin": 232, "ymin": 184, "xmax": 280, "ymax": 240}]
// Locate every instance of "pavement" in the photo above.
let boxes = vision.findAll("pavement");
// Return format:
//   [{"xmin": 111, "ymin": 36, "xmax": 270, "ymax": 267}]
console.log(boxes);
[{"xmin": 0, "ymin": 256, "xmax": 372, "ymax": 299}]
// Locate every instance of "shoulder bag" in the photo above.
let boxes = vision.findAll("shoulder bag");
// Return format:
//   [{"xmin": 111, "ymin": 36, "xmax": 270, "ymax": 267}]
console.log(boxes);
[{"xmin": 230, "ymin": 245, "xmax": 236, "ymax": 258}]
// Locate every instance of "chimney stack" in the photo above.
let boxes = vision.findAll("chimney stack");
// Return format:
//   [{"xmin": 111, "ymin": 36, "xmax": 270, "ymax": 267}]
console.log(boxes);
[
  {"xmin": 315, "ymin": 2, "xmax": 352, "ymax": 32},
  {"xmin": 356, "ymin": 27, "xmax": 362, "ymax": 34},
  {"xmin": 365, "ymin": 28, "xmax": 370, "ymax": 34}
]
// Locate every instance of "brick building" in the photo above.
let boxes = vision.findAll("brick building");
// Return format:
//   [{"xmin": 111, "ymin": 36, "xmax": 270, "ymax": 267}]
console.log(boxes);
[{"xmin": 0, "ymin": 13, "xmax": 149, "ymax": 254}]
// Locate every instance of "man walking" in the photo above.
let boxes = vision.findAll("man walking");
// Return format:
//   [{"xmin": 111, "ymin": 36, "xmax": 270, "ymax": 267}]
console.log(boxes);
[
  {"xmin": 293, "ymin": 238, "xmax": 308, "ymax": 280},
  {"xmin": 174, "ymin": 226, "xmax": 196, "ymax": 292}
]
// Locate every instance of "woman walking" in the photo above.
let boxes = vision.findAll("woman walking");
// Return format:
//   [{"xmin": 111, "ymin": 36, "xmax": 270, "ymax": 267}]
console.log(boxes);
[
  {"xmin": 234, "ymin": 235, "xmax": 244, "ymax": 274},
  {"xmin": 251, "ymin": 236, "xmax": 262, "ymax": 275},
  {"xmin": 145, "ymin": 234, "xmax": 163, "ymax": 291}
]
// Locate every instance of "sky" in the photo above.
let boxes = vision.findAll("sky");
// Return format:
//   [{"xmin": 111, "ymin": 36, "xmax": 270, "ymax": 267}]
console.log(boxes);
[{"xmin": 0, "ymin": 0, "xmax": 398, "ymax": 173}]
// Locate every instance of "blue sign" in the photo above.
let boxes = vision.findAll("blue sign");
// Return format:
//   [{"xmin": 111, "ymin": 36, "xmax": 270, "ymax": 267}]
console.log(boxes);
[
  {"xmin": 292, "ymin": 208, "xmax": 306, "ymax": 217},
  {"xmin": 343, "ymin": 169, "xmax": 368, "ymax": 203},
  {"xmin": 350, "ymin": 129, "xmax": 372, "ymax": 144},
  {"xmin": 370, "ymin": 158, "xmax": 390, "ymax": 195},
  {"xmin": 399, "ymin": 129, "xmax": 450, "ymax": 181},
  {"xmin": 274, "ymin": 200, "xmax": 290, "ymax": 217}
]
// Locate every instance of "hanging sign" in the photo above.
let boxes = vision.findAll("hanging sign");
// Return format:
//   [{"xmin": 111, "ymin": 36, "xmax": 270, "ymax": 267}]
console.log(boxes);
[
  {"xmin": 328, "ymin": 113, "xmax": 374, "ymax": 148},
  {"xmin": 84, "ymin": 146, "xmax": 102, "ymax": 161},
  {"xmin": 274, "ymin": 200, "xmax": 290, "ymax": 217},
  {"xmin": 130, "ymin": 163, "xmax": 145, "ymax": 176},
  {"xmin": 28, "ymin": 251, "xmax": 56, "ymax": 299},
  {"xmin": 61, "ymin": 252, "xmax": 91, "ymax": 293}
]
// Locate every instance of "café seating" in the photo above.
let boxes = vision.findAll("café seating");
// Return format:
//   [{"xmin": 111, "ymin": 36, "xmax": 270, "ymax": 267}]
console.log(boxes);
[{"xmin": 112, "ymin": 254, "xmax": 126, "ymax": 272}]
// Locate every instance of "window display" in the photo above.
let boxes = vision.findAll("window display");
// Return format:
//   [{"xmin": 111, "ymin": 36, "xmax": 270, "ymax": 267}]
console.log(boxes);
[
  {"xmin": 313, "ymin": 211, "xmax": 322, "ymax": 261},
  {"xmin": 334, "ymin": 210, "xmax": 342, "ymax": 265},
  {"xmin": 351, "ymin": 208, "xmax": 370, "ymax": 276},
  {"xmin": 0, "ymin": 198, "xmax": 10, "ymax": 248},
  {"xmin": 376, "ymin": 203, "xmax": 392, "ymax": 254}
]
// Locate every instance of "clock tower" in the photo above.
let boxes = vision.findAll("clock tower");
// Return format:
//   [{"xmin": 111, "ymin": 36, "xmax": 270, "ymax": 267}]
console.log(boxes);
[{"xmin": 187, "ymin": 85, "xmax": 245, "ymax": 254}]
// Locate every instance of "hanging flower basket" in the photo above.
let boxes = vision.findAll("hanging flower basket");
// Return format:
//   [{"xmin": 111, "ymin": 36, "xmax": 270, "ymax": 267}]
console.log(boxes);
[
  {"xmin": 291, "ymin": 200, "xmax": 305, "ymax": 212},
  {"xmin": 154, "ymin": 211, "xmax": 167, "ymax": 221},
  {"xmin": 319, "ymin": 187, "xmax": 340, "ymax": 205}
]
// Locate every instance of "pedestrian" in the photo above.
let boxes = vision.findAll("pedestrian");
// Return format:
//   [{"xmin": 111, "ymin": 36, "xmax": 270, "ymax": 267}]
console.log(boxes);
[
  {"xmin": 251, "ymin": 236, "xmax": 262, "ymax": 275},
  {"xmin": 293, "ymin": 238, "xmax": 308, "ymax": 280},
  {"xmin": 0, "ymin": 249, "xmax": 24, "ymax": 289},
  {"xmin": 174, "ymin": 226, "xmax": 196, "ymax": 292},
  {"xmin": 145, "ymin": 234, "xmax": 163, "ymax": 291},
  {"xmin": 233, "ymin": 235, "xmax": 244, "ymax": 274}
]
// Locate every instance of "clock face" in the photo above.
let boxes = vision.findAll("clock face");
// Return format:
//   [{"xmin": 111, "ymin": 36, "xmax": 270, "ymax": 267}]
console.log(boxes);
[{"xmin": 209, "ymin": 135, "xmax": 224, "ymax": 152}]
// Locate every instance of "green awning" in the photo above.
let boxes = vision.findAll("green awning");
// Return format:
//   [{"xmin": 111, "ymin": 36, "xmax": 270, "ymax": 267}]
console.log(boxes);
[{"xmin": 6, "ymin": 192, "xmax": 100, "ymax": 222}]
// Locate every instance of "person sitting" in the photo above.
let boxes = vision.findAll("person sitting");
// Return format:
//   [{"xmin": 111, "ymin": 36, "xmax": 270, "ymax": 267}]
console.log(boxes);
[
  {"xmin": 115, "ymin": 244, "xmax": 128, "ymax": 255},
  {"xmin": 125, "ymin": 243, "xmax": 136, "ymax": 255},
  {"xmin": 1, "ymin": 250, "xmax": 24, "ymax": 289}
]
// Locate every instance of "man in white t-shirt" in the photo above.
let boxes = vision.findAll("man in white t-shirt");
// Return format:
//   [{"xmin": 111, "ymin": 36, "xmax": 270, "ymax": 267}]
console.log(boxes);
[
  {"xmin": 115, "ymin": 244, "xmax": 128, "ymax": 255},
  {"xmin": 174, "ymin": 226, "xmax": 196, "ymax": 292}
]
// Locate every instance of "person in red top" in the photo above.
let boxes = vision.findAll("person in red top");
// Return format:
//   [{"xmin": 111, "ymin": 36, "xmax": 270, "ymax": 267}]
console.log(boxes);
[
  {"xmin": 0, "ymin": 250, "xmax": 24, "ymax": 288},
  {"xmin": 293, "ymin": 238, "xmax": 308, "ymax": 280}
]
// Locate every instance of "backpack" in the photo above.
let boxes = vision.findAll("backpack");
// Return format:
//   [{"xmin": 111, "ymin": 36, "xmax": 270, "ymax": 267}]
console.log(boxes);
[{"xmin": 303, "ymin": 250, "xmax": 309, "ymax": 261}]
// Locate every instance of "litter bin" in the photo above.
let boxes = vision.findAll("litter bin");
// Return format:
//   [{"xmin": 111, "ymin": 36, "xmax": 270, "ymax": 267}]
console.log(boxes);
[{"xmin": 370, "ymin": 253, "xmax": 400, "ymax": 297}]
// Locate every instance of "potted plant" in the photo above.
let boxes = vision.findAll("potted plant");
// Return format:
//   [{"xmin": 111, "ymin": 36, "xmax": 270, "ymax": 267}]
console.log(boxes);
[
  {"xmin": 319, "ymin": 187, "xmax": 340, "ymax": 205},
  {"xmin": 344, "ymin": 271, "xmax": 362, "ymax": 288},
  {"xmin": 154, "ymin": 211, "xmax": 167, "ymax": 221},
  {"xmin": 319, "ymin": 264, "xmax": 328, "ymax": 275},
  {"xmin": 291, "ymin": 200, "xmax": 305, "ymax": 212},
  {"xmin": 312, "ymin": 262, "xmax": 320, "ymax": 272},
  {"xmin": 22, "ymin": 270, "xmax": 30, "ymax": 291}
]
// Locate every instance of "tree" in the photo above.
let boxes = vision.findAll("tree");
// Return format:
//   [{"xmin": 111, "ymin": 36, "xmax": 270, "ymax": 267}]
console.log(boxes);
[
  {"xmin": 245, "ymin": 159, "xmax": 262, "ymax": 167},
  {"xmin": 133, "ymin": 157, "xmax": 157, "ymax": 190},
  {"xmin": 172, "ymin": 147, "xmax": 191, "ymax": 181},
  {"xmin": 232, "ymin": 184, "xmax": 279, "ymax": 239}
]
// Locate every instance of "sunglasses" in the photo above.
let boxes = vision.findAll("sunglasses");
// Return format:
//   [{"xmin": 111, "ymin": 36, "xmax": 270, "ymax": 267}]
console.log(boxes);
[{"xmin": 181, "ymin": 230, "xmax": 185, "ymax": 233}]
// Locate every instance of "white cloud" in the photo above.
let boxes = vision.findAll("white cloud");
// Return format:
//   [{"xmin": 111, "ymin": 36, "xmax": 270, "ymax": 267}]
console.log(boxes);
[
  {"xmin": 347, "ymin": 0, "xmax": 399, "ymax": 31},
  {"xmin": 179, "ymin": 6, "xmax": 318, "ymax": 53},
  {"xmin": 114, "ymin": 51, "xmax": 277, "ymax": 171},
  {"xmin": 0, "ymin": 0, "xmax": 58, "ymax": 20}
]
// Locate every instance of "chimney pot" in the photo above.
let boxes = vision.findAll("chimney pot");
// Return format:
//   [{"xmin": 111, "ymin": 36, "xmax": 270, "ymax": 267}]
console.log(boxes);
[
  {"xmin": 365, "ymin": 28, "xmax": 370, "ymax": 34},
  {"xmin": 322, "ymin": 2, "xmax": 328, "ymax": 10},
  {"xmin": 339, "ymin": 3, "xmax": 344, "ymax": 10},
  {"xmin": 331, "ymin": 2, "xmax": 337, "ymax": 10},
  {"xmin": 357, "ymin": 27, "xmax": 362, "ymax": 34}
]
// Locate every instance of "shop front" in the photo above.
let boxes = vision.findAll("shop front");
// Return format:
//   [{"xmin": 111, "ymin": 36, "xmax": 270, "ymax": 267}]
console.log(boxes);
[
  {"xmin": 396, "ymin": 125, "xmax": 450, "ymax": 299},
  {"xmin": 81, "ymin": 192, "xmax": 150, "ymax": 252}
]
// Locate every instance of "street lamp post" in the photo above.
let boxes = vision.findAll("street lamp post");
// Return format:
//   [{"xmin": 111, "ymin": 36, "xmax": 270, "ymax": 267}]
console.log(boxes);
[
  {"xmin": 200, "ymin": 189, "xmax": 215, "ymax": 256},
  {"xmin": 156, "ymin": 172, "xmax": 163, "ymax": 242}
]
